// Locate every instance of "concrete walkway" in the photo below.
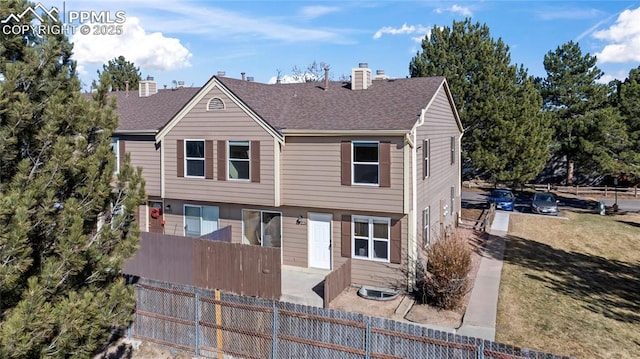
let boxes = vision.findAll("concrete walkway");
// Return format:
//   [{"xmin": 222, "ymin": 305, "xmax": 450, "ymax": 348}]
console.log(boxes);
[{"xmin": 457, "ymin": 211, "xmax": 509, "ymax": 340}]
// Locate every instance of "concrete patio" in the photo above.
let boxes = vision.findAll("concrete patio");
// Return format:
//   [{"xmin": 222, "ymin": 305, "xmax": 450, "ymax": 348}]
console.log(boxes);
[{"xmin": 280, "ymin": 267, "xmax": 327, "ymax": 307}]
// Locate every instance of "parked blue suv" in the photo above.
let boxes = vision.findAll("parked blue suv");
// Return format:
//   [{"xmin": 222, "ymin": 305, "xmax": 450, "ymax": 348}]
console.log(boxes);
[{"xmin": 487, "ymin": 189, "xmax": 515, "ymax": 211}]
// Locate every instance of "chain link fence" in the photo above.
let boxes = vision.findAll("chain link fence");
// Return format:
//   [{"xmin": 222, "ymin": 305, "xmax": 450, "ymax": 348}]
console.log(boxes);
[{"xmin": 130, "ymin": 278, "xmax": 570, "ymax": 359}]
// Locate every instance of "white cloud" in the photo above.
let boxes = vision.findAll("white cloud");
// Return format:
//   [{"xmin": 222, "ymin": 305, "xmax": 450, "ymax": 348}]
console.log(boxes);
[
  {"xmin": 373, "ymin": 23, "xmax": 429, "ymax": 40},
  {"xmin": 300, "ymin": 5, "xmax": 340, "ymax": 19},
  {"xmin": 593, "ymin": 7, "xmax": 640, "ymax": 63},
  {"xmin": 598, "ymin": 70, "xmax": 629, "ymax": 84},
  {"xmin": 434, "ymin": 4, "xmax": 472, "ymax": 17},
  {"xmin": 71, "ymin": 17, "xmax": 192, "ymax": 72}
]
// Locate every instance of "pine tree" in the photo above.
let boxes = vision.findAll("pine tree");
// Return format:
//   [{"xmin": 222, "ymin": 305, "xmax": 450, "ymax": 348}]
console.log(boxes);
[
  {"xmin": 539, "ymin": 41, "xmax": 628, "ymax": 184},
  {"xmin": 409, "ymin": 19, "xmax": 552, "ymax": 185},
  {"xmin": 97, "ymin": 55, "xmax": 142, "ymax": 91},
  {"xmin": 613, "ymin": 66, "xmax": 640, "ymax": 181},
  {"xmin": 0, "ymin": 1, "xmax": 145, "ymax": 356}
]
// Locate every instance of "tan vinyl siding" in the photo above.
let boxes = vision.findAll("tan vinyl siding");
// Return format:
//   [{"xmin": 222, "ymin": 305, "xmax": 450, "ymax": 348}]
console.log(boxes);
[
  {"xmin": 163, "ymin": 86, "xmax": 275, "ymax": 206},
  {"xmin": 333, "ymin": 213, "xmax": 407, "ymax": 289},
  {"xmin": 126, "ymin": 140, "xmax": 161, "ymax": 197},
  {"xmin": 161, "ymin": 200, "xmax": 407, "ymax": 288},
  {"xmin": 417, "ymin": 88, "xmax": 462, "ymax": 239},
  {"xmin": 282, "ymin": 136, "xmax": 404, "ymax": 213}
]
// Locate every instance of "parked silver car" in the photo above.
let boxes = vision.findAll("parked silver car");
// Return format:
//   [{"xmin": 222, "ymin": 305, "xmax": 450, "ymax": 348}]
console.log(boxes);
[{"xmin": 531, "ymin": 192, "xmax": 559, "ymax": 215}]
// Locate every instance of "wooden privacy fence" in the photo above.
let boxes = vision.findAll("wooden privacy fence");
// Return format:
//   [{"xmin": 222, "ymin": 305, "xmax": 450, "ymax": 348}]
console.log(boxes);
[
  {"xmin": 123, "ymin": 228, "xmax": 281, "ymax": 300},
  {"xmin": 130, "ymin": 278, "xmax": 571, "ymax": 359},
  {"xmin": 323, "ymin": 259, "xmax": 352, "ymax": 308},
  {"xmin": 463, "ymin": 181, "xmax": 639, "ymax": 198},
  {"xmin": 525, "ymin": 184, "xmax": 639, "ymax": 197}
]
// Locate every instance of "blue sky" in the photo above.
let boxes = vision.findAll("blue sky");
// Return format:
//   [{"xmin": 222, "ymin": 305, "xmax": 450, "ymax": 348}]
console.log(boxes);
[{"xmin": 53, "ymin": 1, "xmax": 640, "ymax": 90}]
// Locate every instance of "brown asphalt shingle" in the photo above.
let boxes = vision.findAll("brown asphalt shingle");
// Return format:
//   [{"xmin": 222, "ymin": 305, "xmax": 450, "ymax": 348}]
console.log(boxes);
[
  {"xmin": 111, "ymin": 87, "xmax": 200, "ymax": 131},
  {"xmin": 217, "ymin": 76, "xmax": 446, "ymax": 131},
  {"xmin": 114, "ymin": 76, "xmax": 446, "ymax": 133}
]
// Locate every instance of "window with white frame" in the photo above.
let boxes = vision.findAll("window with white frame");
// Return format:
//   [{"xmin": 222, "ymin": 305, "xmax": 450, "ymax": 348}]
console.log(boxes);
[
  {"xmin": 352, "ymin": 216, "xmax": 390, "ymax": 261},
  {"xmin": 451, "ymin": 186, "xmax": 455, "ymax": 216},
  {"xmin": 424, "ymin": 139, "xmax": 430, "ymax": 178},
  {"xmin": 185, "ymin": 140, "xmax": 205, "ymax": 177},
  {"xmin": 450, "ymin": 136, "xmax": 455, "ymax": 165},
  {"xmin": 242, "ymin": 209, "xmax": 281, "ymax": 248},
  {"xmin": 352, "ymin": 141, "xmax": 379, "ymax": 185},
  {"xmin": 423, "ymin": 207, "xmax": 430, "ymax": 248},
  {"xmin": 228, "ymin": 141, "xmax": 250, "ymax": 180},
  {"xmin": 111, "ymin": 138, "xmax": 119, "ymax": 174},
  {"xmin": 184, "ymin": 204, "xmax": 219, "ymax": 237}
]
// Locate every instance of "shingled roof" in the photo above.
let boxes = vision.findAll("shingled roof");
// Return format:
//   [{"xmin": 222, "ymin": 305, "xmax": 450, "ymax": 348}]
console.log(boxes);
[
  {"xmin": 114, "ymin": 75, "xmax": 448, "ymax": 133},
  {"xmin": 216, "ymin": 76, "xmax": 446, "ymax": 131},
  {"xmin": 111, "ymin": 87, "xmax": 200, "ymax": 132}
]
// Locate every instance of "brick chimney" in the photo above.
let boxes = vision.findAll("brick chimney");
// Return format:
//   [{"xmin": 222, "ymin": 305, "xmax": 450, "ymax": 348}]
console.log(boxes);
[
  {"xmin": 351, "ymin": 63, "xmax": 372, "ymax": 90},
  {"xmin": 139, "ymin": 76, "xmax": 158, "ymax": 97}
]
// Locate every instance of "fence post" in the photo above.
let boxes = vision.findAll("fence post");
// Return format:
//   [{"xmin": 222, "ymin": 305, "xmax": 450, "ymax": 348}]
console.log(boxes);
[
  {"xmin": 605, "ymin": 185, "xmax": 607, "ymax": 197},
  {"xmin": 272, "ymin": 300, "xmax": 278, "ymax": 359},
  {"xmin": 635, "ymin": 186, "xmax": 638, "ymax": 198},
  {"xmin": 194, "ymin": 292, "xmax": 200, "ymax": 357},
  {"xmin": 477, "ymin": 341, "xmax": 484, "ymax": 359},
  {"xmin": 365, "ymin": 317, "xmax": 371, "ymax": 359}
]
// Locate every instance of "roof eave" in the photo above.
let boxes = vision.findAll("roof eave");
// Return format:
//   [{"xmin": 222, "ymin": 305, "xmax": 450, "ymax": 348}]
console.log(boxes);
[{"xmin": 282, "ymin": 129, "xmax": 410, "ymax": 136}]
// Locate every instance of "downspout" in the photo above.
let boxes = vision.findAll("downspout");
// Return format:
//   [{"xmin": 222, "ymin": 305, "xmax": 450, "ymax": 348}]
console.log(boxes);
[
  {"xmin": 458, "ymin": 132, "xmax": 463, "ymax": 223},
  {"xmin": 406, "ymin": 108, "xmax": 425, "ymax": 291}
]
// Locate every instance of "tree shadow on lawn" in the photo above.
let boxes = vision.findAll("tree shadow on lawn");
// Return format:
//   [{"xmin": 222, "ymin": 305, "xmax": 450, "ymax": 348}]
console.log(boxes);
[{"xmin": 503, "ymin": 235, "xmax": 640, "ymax": 324}]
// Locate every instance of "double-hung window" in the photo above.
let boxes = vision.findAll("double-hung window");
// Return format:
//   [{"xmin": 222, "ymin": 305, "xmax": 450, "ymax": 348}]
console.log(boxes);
[
  {"xmin": 423, "ymin": 207, "xmax": 430, "ymax": 248},
  {"xmin": 352, "ymin": 216, "xmax": 390, "ymax": 262},
  {"xmin": 184, "ymin": 204, "xmax": 219, "ymax": 237},
  {"xmin": 353, "ymin": 141, "xmax": 379, "ymax": 185},
  {"xmin": 450, "ymin": 136, "xmax": 455, "ymax": 165},
  {"xmin": 243, "ymin": 210, "xmax": 282, "ymax": 248},
  {"xmin": 185, "ymin": 140, "xmax": 205, "ymax": 177},
  {"xmin": 228, "ymin": 141, "xmax": 250, "ymax": 180},
  {"xmin": 424, "ymin": 139, "xmax": 430, "ymax": 178},
  {"xmin": 111, "ymin": 138, "xmax": 120, "ymax": 174}
]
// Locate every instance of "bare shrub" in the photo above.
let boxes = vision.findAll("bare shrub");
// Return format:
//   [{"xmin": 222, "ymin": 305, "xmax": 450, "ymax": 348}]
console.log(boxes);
[{"xmin": 414, "ymin": 231, "xmax": 472, "ymax": 310}]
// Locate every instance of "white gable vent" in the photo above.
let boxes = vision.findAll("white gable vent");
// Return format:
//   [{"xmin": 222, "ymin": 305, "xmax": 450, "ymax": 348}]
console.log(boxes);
[{"xmin": 207, "ymin": 97, "xmax": 225, "ymax": 111}]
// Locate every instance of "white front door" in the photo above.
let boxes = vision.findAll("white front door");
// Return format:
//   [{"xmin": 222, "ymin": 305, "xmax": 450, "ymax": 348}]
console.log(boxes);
[{"xmin": 308, "ymin": 213, "xmax": 332, "ymax": 270}]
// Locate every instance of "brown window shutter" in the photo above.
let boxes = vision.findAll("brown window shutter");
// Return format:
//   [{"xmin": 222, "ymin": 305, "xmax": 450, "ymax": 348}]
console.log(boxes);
[
  {"xmin": 379, "ymin": 141, "xmax": 391, "ymax": 187},
  {"xmin": 205, "ymin": 140, "xmax": 214, "ymax": 179},
  {"xmin": 217, "ymin": 140, "xmax": 226, "ymax": 181},
  {"xmin": 390, "ymin": 218, "xmax": 402, "ymax": 264},
  {"xmin": 251, "ymin": 140, "xmax": 260, "ymax": 183},
  {"xmin": 118, "ymin": 139, "xmax": 126, "ymax": 169},
  {"xmin": 341, "ymin": 141, "xmax": 351, "ymax": 186},
  {"xmin": 341, "ymin": 214, "xmax": 351, "ymax": 257},
  {"xmin": 176, "ymin": 140, "xmax": 184, "ymax": 178}
]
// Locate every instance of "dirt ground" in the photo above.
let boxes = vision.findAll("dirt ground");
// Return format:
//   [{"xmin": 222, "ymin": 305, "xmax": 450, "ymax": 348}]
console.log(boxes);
[{"xmin": 329, "ymin": 226, "xmax": 486, "ymax": 329}]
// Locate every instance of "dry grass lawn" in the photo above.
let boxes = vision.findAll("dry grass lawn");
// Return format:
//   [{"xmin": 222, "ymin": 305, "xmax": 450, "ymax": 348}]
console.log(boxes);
[{"xmin": 497, "ymin": 211, "xmax": 640, "ymax": 358}]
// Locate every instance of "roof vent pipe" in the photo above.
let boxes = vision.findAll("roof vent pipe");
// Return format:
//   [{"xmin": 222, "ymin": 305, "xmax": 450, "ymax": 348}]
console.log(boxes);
[
  {"xmin": 324, "ymin": 67, "xmax": 329, "ymax": 91},
  {"xmin": 241, "ymin": 72, "xmax": 246, "ymax": 81}
]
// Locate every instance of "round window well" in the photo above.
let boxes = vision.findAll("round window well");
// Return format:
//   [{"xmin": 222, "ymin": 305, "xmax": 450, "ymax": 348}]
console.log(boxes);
[{"xmin": 357, "ymin": 286, "xmax": 399, "ymax": 301}]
